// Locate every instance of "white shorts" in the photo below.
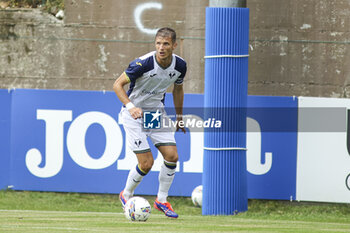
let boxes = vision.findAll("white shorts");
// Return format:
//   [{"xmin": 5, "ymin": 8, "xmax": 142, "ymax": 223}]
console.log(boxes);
[{"xmin": 120, "ymin": 107, "xmax": 176, "ymax": 154}]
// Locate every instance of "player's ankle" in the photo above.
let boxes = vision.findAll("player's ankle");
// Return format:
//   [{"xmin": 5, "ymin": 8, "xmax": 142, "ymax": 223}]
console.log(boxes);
[
  {"xmin": 157, "ymin": 193, "xmax": 167, "ymax": 203},
  {"xmin": 123, "ymin": 191, "xmax": 132, "ymax": 200}
]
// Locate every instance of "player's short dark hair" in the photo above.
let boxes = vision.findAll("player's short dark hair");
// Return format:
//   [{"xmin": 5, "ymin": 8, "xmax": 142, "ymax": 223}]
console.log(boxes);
[{"xmin": 155, "ymin": 27, "xmax": 176, "ymax": 43}]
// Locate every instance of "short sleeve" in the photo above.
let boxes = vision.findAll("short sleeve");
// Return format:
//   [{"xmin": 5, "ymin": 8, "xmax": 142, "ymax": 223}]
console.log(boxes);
[
  {"xmin": 174, "ymin": 56, "xmax": 187, "ymax": 85},
  {"xmin": 125, "ymin": 54, "xmax": 154, "ymax": 82},
  {"xmin": 125, "ymin": 59, "xmax": 145, "ymax": 82}
]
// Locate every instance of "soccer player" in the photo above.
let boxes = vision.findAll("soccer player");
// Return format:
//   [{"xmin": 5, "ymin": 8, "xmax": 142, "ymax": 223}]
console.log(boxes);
[{"xmin": 113, "ymin": 27, "xmax": 187, "ymax": 218}]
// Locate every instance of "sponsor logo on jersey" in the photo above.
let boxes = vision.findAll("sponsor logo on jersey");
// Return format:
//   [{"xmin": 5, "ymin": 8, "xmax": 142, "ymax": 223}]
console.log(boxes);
[{"xmin": 141, "ymin": 90, "xmax": 160, "ymax": 95}]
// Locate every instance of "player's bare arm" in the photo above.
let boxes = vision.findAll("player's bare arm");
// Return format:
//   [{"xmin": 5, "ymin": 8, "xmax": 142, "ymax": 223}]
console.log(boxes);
[
  {"xmin": 113, "ymin": 73, "xmax": 142, "ymax": 119},
  {"xmin": 173, "ymin": 83, "xmax": 186, "ymax": 133}
]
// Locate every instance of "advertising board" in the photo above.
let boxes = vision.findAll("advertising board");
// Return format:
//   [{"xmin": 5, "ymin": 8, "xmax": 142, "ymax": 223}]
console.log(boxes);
[
  {"xmin": 6, "ymin": 89, "xmax": 299, "ymax": 199},
  {"xmin": 297, "ymin": 97, "xmax": 350, "ymax": 203},
  {"xmin": 0, "ymin": 89, "xmax": 11, "ymax": 189}
]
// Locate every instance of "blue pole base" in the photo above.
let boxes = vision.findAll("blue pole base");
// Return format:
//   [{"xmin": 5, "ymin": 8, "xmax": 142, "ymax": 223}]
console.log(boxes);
[{"xmin": 202, "ymin": 150, "xmax": 248, "ymax": 215}]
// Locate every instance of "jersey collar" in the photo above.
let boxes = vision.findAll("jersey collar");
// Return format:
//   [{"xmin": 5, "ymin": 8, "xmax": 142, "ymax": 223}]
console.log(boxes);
[{"xmin": 154, "ymin": 52, "xmax": 174, "ymax": 70}]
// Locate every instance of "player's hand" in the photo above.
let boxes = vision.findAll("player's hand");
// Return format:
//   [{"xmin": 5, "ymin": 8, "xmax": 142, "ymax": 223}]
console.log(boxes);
[
  {"xmin": 175, "ymin": 117, "xmax": 186, "ymax": 133},
  {"xmin": 129, "ymin": 107, "xmax": 143, "ymax": 119}
]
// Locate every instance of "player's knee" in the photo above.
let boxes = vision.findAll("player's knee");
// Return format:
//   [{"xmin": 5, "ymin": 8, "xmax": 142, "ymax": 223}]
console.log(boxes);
[
  {"xmin": 166, "ymin": 151, "xmax": 178, "ymax": 163},
  {"xmin": 139, "ymin": 160, "xmax": 154, "ymax": 173}
]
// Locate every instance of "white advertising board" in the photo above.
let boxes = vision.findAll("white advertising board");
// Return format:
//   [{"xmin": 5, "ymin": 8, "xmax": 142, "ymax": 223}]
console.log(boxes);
[{"xmin": 297, "ymin": 97, "xmax": 350, "ymax": 203}]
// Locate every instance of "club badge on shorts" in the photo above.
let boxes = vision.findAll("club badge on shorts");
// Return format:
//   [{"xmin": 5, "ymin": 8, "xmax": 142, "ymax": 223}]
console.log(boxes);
[{"xmin": 143, "ymin": 110, "xmax": 162, "ymax": 129}]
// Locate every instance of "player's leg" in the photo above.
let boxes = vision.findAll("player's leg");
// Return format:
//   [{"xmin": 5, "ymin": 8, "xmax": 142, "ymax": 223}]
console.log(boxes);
[
  {"xmin": 119, "ymin": 108, "xmax": 153, "ymax": 207},
  {"xmin": 148, "ymin": 111, "xmax": 180, "ymax": 218},
  {"xmin": 151, "ymin": 113, "xmax": 178, "ymax": 203},
  {"xmin": 121, "ymin": 151, "xmax": 154, "ymax": 201},
  {"xmin": 150, "ymin": 122, "xmax": 179, "ymax": 218},
  {"xmin": 153, "ymin": 145, "xmax": 179, "ymax": 218},
  {"xmin": 156, "ymin": 145, "xmax": 178, "ymax": 203}
]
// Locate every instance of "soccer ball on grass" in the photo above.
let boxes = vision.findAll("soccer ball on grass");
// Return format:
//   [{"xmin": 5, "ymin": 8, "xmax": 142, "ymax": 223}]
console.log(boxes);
[
  {"xmin": 124, "ymin": 196, "xmax": 151, "ymax": 221},
  {"xmin": 191, "ymin": 185, "xmax": 203, "ymax": 207}
]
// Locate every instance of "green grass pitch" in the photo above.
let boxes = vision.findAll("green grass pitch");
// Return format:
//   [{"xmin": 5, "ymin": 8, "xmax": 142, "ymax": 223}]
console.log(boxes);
[{"xmin": 0, "ymin": 190, "xmax": 349, "ymax": 232}]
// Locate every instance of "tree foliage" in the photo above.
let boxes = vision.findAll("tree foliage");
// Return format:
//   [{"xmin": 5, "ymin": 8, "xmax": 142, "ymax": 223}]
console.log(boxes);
[{"xmin": 3, "ymin": 0, "xmax": 64, "ymax": 15}]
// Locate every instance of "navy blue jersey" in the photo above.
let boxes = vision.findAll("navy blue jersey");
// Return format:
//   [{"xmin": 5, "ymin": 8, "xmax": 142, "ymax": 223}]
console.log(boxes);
[{"xmin": 124, "ymin": 51, "xmax": 187, "ymax": 108}]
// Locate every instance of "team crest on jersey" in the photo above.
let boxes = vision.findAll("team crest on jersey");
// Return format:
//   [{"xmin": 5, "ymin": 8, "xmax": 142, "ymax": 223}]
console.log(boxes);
[
  {"xmin": 169, "ymin": 72, "xmax": 176, "ymax": 79},
  {"xmin": 134, "ymin": 139, "xmax": 142, "ymax": 147}
]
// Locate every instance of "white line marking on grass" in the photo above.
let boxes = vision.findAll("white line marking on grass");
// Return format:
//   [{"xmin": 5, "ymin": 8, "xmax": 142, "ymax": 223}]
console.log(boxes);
[
  {"xmin": 0, "ymin": 225, "xmax": 112, "ymax": 232},
  {"xmin": 0, "ymin": 209, "xmax": 123, "ymax": 216},
  {"xmin": 0, "ymin": 209, "xmax": 175, "ymax": 218}
]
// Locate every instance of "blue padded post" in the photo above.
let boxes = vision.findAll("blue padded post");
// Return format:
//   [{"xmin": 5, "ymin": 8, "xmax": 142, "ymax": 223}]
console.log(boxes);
[{"xmin": 202, "ymin": 7, "xmax": 249, "ymax": 215}]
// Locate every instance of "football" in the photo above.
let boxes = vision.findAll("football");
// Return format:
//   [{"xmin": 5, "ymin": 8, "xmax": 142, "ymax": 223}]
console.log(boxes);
[
  {"xmin": 124, "ymin": 196, "xmax": 151, "ymax": 221},
  {"xmin": 191, "ymin": 185, "xmax": 203, "ymax": 207}
]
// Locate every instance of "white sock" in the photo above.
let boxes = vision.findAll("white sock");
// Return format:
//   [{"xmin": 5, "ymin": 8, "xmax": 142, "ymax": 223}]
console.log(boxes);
[
  {"xmin": 123, "ymin": 164, "xmax": 147, "ymax": 200},
  {"xmin": 157, "ymin": 160, "xmax": 176, "ymax": 203}
]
